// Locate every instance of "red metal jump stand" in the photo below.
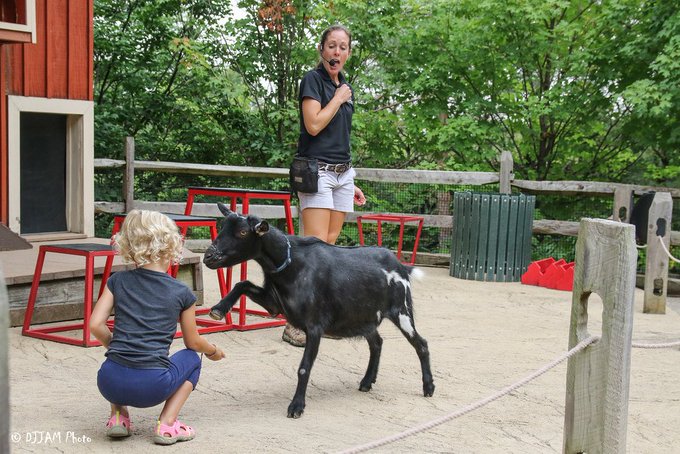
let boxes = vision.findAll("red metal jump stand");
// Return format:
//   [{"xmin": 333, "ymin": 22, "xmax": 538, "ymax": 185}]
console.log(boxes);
[
  {"xmin": 184, "ymin": 187, "xmax": 294, "ymax": 330},
  {"xmin": 356, "ymin": 214, "xmax": 425, "ymax": 265},
  {"xmin": 109, "ymin": 213, "xmax": 234, "ymax": 334},
  {"xmin": 22, "ymin": 243, "xmax": 118, "ymax": 347}
]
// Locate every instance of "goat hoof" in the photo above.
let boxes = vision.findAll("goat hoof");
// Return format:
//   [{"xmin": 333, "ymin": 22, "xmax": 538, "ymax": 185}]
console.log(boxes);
[
  {"xmin": 423, "ymin": 382, "xmax": 435, "ymax": 397},
  {"xmin": 208, "ymin": 309, "xmax": 224, "ymax": 320},
  {"xmin": 359, "ymin": 378, "xmax": 374, "ymax": 392},
  {"xmin": 287, "ymin": 402, "xmax": 305, "ymax": 418}
]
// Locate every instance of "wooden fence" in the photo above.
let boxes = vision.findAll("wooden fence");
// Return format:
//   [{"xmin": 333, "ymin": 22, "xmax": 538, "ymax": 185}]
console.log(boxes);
[
  {"xmin": 94, "ymin": 147, "xmax": 680, "ymax": 243},
  {"xmin": 93, "ymin": 140, "xmax": 680, "ymax": 311}
]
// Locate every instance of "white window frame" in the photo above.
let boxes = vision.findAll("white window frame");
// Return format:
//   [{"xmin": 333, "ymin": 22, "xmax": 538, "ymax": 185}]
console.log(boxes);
[
  {"xmin": 0, "ymin": 0, "xmax": 37, "ymax": 43},
  {"xmin": 7, "ymin": 95, "xmax": 94, "ymax": 237}
]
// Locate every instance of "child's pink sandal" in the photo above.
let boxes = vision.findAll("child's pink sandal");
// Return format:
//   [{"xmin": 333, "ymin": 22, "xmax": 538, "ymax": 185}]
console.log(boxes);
[
  {"xmin": 153, "ymin": 420, "xmax": 195, "ymax": 445},
  {"xmin": 106, "ymin": 411, "xmax": 132, "ymax": 438}
]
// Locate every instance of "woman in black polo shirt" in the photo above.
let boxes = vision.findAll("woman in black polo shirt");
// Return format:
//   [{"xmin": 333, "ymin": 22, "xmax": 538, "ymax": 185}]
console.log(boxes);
[{"xmin": 283, "ymin": 24, "xmax": 366, "ymax": 347}]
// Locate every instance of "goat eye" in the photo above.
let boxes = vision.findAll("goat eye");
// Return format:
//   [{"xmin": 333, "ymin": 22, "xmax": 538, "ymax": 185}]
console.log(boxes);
[{"xmin": 238, "ymin": 229, "xmax": 248, "ymax": 237}]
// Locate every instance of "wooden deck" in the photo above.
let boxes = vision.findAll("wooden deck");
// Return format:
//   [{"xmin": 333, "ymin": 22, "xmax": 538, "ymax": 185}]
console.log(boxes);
[{"xmin": 0, "ymin": 237, "xmax": 203, "ymax": 327}]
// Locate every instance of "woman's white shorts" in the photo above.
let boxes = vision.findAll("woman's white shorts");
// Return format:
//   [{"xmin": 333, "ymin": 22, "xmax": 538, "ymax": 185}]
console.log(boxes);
[{"xmin": 297, "ymin": 168, "xmax": 356, "ymax": 213}]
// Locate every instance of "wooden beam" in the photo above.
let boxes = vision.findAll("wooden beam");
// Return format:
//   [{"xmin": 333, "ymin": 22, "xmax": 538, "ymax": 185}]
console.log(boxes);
[
  {"xmin": 355, "ymin": 168, "xmax": 499, "ymax": 185},
  {"xmin": 124, "ymin": 137, "xmax": 135, "ymax": 212},
  {"xmin": 513, "ymin": 180, "xmax": 680, "ymax": 198},
  {"xmin": 643, "ymin": 192, "xmax": 673, "ymax": 314},
  {"xmin": 613, "ymin": 187, "xmax": 633, "ymax": 223},
  {"xmin": 136, "ymin": 160, "xmax": 288, "ymax": 178},
  {"xmin": 499, "ymin": 150, "xmax": 513, "ymax": 194},
  {"xmin": 563, "ymin": 218, "xmax": 636, "ymax": 453}
]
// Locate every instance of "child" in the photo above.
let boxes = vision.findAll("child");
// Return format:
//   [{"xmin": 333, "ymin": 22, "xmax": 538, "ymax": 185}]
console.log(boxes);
[{"xmin": 90, "ymin": 209, "xmax": 225, "ymax": 445}]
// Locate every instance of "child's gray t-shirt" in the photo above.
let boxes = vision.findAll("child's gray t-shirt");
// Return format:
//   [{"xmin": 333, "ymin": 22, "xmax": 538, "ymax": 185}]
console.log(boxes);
[{"xmin": 105, "ymin": 268, "xmax": 196, "ymax": 368}]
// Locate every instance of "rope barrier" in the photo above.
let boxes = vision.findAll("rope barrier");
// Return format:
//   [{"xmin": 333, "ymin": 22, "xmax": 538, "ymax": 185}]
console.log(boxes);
[
  {"xmin": 336, "ymin": 335, "xmax": 600, "ymax": 454},
  {"xmin": 632, "ymin": 340, "xmax": 680, "ymax": 349},
  {"xmin": 657, "ymin": 235, "xmax": 680, "ymax": 263}
]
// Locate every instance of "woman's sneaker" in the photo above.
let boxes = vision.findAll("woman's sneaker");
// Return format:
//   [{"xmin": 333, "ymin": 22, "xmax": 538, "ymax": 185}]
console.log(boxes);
[{"xmin": 282, "ymin": 323, "xmax": 306, "ymax": 347}]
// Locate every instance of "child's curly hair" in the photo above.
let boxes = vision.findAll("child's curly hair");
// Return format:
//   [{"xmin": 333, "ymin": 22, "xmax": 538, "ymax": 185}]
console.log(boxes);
[{"xmin": 114, "ymin": 210, "xmax": 183, "ymax": 266}]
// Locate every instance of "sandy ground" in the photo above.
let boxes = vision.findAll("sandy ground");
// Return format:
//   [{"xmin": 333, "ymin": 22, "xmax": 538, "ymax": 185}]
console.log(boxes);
[{"xmin": 7, "ymin": 263, "xmax": 680, "ymax": 453}]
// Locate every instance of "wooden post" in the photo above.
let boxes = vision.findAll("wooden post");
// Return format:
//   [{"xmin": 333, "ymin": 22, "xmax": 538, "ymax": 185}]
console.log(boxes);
[
  {"xmin": 0, "ymin": 267, "xmax": 9, "ymax": 453},
  {"xmin": 499, "ymin": 150, "xmax": 513, "ymax": 194},
  {"xmin": 612, "ymin": 187, "xmax": 633, "ymax": 223},
  {"xmin": 563, "ymin": 218, "xmax": 637, "ymax": 454},
  {"xmin": 124, "ymin": 136, "xmax": 135, "ymax": 212},
  {"xmin": 643, "ymin": 192, "xmax": 673, "ymax": 314}
]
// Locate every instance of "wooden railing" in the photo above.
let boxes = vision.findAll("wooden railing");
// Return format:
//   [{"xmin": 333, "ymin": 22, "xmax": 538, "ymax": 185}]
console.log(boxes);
[
  {"xmin": 94, "ymin": 141, "xmax": 679, "ymax": 312},
  {"xmin": 94, "ymin": 149, "xmax": 680, "ymax": 245}
]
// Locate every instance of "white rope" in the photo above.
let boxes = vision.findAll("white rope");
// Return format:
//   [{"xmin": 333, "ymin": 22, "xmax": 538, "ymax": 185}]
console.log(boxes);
[
  {"xmin": 336, "ymin": 335, "xmax": 600, "ymax": 454},
  {"xmin": 632, "ymin": 340, "xmax": 680, "ymax": 349},
  {"xmin": 656, "ymin": 235, "xmax": 680, "ymax": 263}
]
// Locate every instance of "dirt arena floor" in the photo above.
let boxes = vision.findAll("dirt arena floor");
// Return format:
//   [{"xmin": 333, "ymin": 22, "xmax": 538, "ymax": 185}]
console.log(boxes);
[{"xmin": 7, "ymin": 263, "xmax": 680, "ymax": 453}]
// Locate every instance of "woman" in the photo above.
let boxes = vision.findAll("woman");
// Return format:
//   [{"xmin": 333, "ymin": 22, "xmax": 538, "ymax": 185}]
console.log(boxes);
[{"xmin": 283, "ymin": 24, "xmax": 366, "ymax": 347}]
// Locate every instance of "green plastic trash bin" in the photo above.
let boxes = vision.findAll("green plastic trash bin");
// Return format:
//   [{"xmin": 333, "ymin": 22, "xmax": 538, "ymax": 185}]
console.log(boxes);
[{"xmin": 450, "ymin": 192, "xmax": 535, "ymax": 282}]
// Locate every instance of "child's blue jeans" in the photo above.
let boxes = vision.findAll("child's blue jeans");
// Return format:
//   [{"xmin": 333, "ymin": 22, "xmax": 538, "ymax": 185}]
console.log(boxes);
[{"xmin": 97, "ymin": 349, "xmax": 201, "ymax": 408}]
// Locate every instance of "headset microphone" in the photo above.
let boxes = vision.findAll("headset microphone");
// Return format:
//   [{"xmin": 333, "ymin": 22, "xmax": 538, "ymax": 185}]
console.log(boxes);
[{"xmin": 324, "ymin": 57, "xmax": 339, "ymax": 67}]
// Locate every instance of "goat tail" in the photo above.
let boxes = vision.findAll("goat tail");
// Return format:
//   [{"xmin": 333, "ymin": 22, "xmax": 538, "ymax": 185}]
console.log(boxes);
[{"xmin": 408, "ymin": 267, "xmax": 425, "ymax": 282}]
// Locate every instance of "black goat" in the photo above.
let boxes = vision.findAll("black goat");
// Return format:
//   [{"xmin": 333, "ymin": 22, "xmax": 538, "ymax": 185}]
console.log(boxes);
[{"xmin": 203, "ymin": 203, "xmax": 435, "ymax": 418}]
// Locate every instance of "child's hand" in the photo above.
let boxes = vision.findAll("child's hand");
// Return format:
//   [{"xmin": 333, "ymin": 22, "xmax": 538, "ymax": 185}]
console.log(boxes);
[{"xmin": 206, "ymin": 345, "xmax": 225, "ymax": 361}]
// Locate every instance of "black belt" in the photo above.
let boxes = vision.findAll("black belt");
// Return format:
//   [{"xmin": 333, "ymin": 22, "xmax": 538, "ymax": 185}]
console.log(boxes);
[{"xmin": 318, "ymin": 162, "xmax": 352, "ymax": 174}]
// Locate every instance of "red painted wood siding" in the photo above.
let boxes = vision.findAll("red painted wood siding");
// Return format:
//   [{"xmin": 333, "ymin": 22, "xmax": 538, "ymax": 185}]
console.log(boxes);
[{"xmin": 0, "ymin": 0, "xmax": 93, "ymax": 224}]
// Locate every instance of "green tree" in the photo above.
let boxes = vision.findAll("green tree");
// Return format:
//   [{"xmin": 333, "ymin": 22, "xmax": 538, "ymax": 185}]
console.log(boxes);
[
  {"xmin": 333, "ymin": 0, "xmax": 678, "ymax": 186},
  {"xmin": 94, "ymin": 0, "xmax": 269, "ymax": 167}
]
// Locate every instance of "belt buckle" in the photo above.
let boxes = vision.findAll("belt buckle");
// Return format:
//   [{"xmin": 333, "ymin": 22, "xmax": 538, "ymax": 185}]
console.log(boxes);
[{"xmin": 334, "ymin": 163, "xmax": 348, "ymax": 174}]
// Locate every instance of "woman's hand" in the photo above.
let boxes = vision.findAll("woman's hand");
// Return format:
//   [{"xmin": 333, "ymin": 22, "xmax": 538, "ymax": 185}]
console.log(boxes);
[
  {"xmin": 334, "ymin": 83, "xmax": 352, "ymax": 104},
  {"xmin": 354, "ymin": 186, "xmax": 366, "ymax": 206}
]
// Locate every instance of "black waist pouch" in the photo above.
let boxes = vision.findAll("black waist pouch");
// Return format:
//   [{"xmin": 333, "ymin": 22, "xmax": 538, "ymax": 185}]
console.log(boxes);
[{"xmin": 289, "ymin": 156, "xmax": 319, "ymax": 193}]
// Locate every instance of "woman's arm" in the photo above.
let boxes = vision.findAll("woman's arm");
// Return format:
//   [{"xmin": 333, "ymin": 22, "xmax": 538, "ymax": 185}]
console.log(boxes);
[
  {"xmin": 302, "ymin": 84, "xmax": 353, "ymax": 136},
  {"xmin": 90, "ymin": 287, "xmax": 115, "ymax": 348},
  {"xmin": 179, "ymin": 305, "xmax": 225, "ymax": 360}
]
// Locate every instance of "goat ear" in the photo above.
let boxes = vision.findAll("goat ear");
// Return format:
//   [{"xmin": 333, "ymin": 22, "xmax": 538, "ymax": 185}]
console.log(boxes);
[
  {"xmin": 254, "ymin": 221, "xmax": 269, "ymax": 236},
  {"xmin": 217, "ymin": 202, "xmax": 231, "ymax": 217}
]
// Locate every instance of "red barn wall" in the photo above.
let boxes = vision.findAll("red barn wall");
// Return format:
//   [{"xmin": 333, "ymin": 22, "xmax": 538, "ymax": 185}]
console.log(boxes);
[{"xmin": 0, "ymin": 0, "xmax": 93, "ymax": 225}]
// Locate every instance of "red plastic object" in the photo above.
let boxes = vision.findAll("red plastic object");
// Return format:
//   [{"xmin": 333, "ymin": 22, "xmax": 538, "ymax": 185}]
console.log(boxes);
[
  {"xmin": 521, "ymin": 258, "xmax": 555, "ymax": 285},
  {"xmin": 555, "ymin": 262, "xmax": 575, "ymax": 291},
  {"xmin": 538, "ymin": 259, "xmax": 567, "ymax": 288},
  {"xmin": 522, "ymin": 257, "xmax": 575, "ymax": 291}
]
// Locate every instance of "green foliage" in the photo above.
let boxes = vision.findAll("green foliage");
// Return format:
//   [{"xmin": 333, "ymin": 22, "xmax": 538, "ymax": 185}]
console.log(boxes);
[
  {"xmin": 94, "ymin": 0, "xmax": 272, "ymax": 170},
  {"xmin": 92, "ymin": 1, "xmax": 679, "ymax": 263}
]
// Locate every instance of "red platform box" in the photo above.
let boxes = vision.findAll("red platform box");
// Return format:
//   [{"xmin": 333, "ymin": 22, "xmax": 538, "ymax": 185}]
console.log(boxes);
[
  {"xmin": 555, "ymin": 262, "xmax": 575, "ymax": 291},
  {"xmin": 521, "ymin": 258, "xmax": 555, "ymax": 286},
  {"xmin": 538, "ymin": 259, "xmax": 567, "ymax": 288}
]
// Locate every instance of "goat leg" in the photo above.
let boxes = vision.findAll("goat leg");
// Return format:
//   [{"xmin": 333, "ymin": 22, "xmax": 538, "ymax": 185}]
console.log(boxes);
[
  {"xmin": 389, "ymin": 310, "xmax": 435, "ymax": 397},
  {"xmin": 359, "ymin": 330, "xmax": 383, "ymax": 392},
  {"xmin": 209, "ymin": 280, "xmax": 258, "ymax": 320},
  {"xmin": 210, "ymin": 281, "xmax": 281, "ymax": 321},
  {"xmin": 287, "ymin": 329, "xmax": 321, "ymax": 418}
]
